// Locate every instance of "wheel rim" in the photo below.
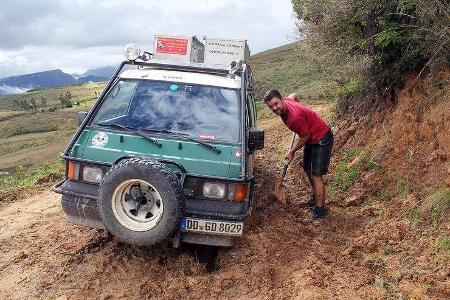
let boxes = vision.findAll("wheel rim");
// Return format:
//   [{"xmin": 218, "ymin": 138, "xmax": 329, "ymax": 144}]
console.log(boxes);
[{"xmin": 111, "ymin": 179, "xmax": 164, "ymax": 232}]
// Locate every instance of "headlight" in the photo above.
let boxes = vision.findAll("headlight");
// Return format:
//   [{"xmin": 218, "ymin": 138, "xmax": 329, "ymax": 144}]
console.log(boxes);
[
  {"xmin": 202, "ymin": 182, "xmax": 226, "ymax": 199},
  {"xmin": 195, "ymin": 181, "xmax": 249, "ymax": 202},
  {"xmin": 82, "ymin": 166, "xmax": 103, "ymax": 183},
  {"xmin": 123, "ymin": 43, "xmax": 141, "ymax": 61}
]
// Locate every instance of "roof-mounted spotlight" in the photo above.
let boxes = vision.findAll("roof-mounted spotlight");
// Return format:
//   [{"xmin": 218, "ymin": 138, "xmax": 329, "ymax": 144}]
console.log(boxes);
[{"xmin": 123, "ymin": 43, "xmax": 141, "ymax": 61}]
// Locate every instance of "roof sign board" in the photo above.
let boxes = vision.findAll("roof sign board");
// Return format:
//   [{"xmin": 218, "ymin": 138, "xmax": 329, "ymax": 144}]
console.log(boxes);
[
  {"xmin": 204, "ymin": 38, "xmax": 250, "ymax": 66},
  {"xmin": 155, "ymin": 37, "xmax": 188, "ymax": 55},
  {"xmin": 153, "ymin": 34, "xmax": 204, "ymax": 63}
]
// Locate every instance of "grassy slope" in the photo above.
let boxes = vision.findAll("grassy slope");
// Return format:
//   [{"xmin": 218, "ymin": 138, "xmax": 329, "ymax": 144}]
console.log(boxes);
[
  {"xmin": 0, "ymin": 82, "xmax": 105, "ymax": 110},
  {"xmin": 0, "ymin": 82, "xmax": 107, "ymax": 174},
  {"xmin": 249, "ymin": 42, "xmax": 335, "ymax": 100}
]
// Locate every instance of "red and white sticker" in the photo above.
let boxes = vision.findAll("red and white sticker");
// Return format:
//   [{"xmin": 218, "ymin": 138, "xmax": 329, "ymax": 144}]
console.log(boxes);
[
  {"xmin": 156, "ymin": 37, "xmax": 188, "ymax": 55},
  {"xmin": 199, "ymin": 135, "xmax": 215, "ymax": 140}
]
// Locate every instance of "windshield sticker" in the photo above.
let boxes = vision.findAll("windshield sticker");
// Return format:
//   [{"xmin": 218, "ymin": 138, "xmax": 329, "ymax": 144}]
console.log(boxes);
[
  {"xmin": 92, "ymin": 132, "xmax": 109, "ymax": 147},
  {"xmin": 169, "ymin": 84, "xmax": 179, "ymax": 91},
  {"xmin": 199, "ymin": 135, "xmax": 215, "ymax": 140}
]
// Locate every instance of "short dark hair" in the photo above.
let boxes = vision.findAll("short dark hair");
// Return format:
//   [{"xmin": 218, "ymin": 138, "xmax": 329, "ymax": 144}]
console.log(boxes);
[{"xmin": 263, "ymin": 89, "xmax": 282, "ymax": 102}]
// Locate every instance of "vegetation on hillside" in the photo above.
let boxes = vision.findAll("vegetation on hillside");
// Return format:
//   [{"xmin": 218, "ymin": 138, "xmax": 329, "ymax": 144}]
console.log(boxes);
[
  {"xmin": 291, "ymin": 0, "xmax": 450, "ymax": 114},
  {"xmin": 249, "ymin": 43, "xmax": 335, "ymax": 100},
  {"xmin": 0, "ymin": 82, "xmax": 105, "ymax": 111},
  {"xmin": 0, "ymin": 82, "xmax": 106, "ymax": 178}
]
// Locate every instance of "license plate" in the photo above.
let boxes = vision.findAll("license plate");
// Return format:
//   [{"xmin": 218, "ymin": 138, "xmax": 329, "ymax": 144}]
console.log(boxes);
[{"xmin": 180, "ymin": 218, "xmax": 243, "ymax": 236}]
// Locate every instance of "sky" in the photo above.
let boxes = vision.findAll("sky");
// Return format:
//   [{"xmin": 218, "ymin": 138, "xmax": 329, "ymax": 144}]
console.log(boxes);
[{"xmin": 0, "ymin": 0, "xmax": 297, "ymax": 78}]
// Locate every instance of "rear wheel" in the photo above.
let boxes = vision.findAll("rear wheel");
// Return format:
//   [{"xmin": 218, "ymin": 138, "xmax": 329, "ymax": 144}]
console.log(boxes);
[{"xmin": 98, "ymin": 157, "xmax": 183, "ymax": 246}]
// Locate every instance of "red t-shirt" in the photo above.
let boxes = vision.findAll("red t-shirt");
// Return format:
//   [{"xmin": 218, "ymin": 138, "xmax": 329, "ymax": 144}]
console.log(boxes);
[{"xmin": 281, "ymin": 98, "xmax": 329, "ymax": 144}]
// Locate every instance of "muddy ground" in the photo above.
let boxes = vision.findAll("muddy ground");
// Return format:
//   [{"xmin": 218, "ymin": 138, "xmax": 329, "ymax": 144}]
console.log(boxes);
[{"xmin": 0, "ymin": 103, "xmax": 448, "ymax": 299}]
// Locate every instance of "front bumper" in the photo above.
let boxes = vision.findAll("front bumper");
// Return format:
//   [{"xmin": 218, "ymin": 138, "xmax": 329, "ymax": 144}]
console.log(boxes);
[{"xmin": 52, "ymin": 179, "xmax": 252, "ymax": 231}]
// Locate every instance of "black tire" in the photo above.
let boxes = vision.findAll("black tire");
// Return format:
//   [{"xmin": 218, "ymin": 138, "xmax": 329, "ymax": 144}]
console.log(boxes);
[{"xmin": 98, "ymin": 157, "xmax": 184, "ymax": 246}]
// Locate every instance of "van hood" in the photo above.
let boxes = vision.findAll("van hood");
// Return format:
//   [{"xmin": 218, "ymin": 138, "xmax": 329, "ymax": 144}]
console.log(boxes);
[{"xmin": 71, "ymin": 129, "xmax": 242, "ymax": 179}]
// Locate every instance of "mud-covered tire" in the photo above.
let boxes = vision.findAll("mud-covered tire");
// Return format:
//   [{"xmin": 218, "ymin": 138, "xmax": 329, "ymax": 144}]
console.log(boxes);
[{"xmin": 98, "ymin": 157, "xmax": 184, "ymax": 246}]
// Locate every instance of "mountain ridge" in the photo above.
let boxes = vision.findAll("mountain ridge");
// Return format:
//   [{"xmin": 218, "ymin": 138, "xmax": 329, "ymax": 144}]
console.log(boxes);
[{"xmin": 0, "ymin": 67, "xmax": 113, "ymax": 95}]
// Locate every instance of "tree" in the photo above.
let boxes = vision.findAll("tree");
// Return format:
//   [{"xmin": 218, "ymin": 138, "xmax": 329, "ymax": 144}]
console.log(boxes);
[
  {"xmin": 59, "ymin": 93, "xmax": 72, "ymax": 108},
  {"xmin": 30, "ymin": 98, "xmax": 38, "ymax": 111}
]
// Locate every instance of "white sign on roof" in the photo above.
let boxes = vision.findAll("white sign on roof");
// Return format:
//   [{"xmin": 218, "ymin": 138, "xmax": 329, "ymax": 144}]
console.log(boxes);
[
  {"xmin": 119, "ymin": 69, "xmax": 241, "ymax": 89},
  {"xmin": 204, "ymin": 38, "xmax": 250, "ymax": 66}
]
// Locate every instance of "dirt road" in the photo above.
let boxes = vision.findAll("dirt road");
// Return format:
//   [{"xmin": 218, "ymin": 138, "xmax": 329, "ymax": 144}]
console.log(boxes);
[{"xmin": 0, "ymin": 104, "xmax": 396, "ymax": 299}]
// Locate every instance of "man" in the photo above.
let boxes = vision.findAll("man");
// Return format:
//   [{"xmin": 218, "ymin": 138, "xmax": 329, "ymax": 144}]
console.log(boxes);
[{"xmin": 264, "ymin": 89, "xmax": 334, "ymax": 222}]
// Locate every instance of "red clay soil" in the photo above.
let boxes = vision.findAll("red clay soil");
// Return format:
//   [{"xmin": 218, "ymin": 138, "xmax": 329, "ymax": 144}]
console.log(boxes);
[{"xmin": 0, "ymin": 97, "xmax": 448, "ymax": 299}]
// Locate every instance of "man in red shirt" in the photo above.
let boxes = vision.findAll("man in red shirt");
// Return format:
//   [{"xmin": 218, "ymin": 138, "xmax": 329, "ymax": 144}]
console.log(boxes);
[{"xmin": 264, "ymin": 89, "xmax": 334, "ymax": 222}]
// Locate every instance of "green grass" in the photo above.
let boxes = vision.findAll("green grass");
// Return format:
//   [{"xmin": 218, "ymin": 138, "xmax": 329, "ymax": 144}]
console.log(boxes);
[
  {"xmin": 405, "ymin": 188, "xmax": 450, "ymax": 228},
  {"xmin": 255, "ymin": 101, "xmax": 273, "ymax": 120},
  {"xmin": 249, "ymin": 43, "xmax": 336, "ymax": 100},
  {"xmin": 396, "ymin": 178, "xmax": 413, "ymax": 197},
  {"xmin": 406, "ymin": 207, "xmax": 422, "ymax": 229},
  {"xmin": 429, "ymin": 188, "xmax": 450, "ymax": 224},
  {"xmin": 0, "ymin": 161, "xmax": 64, "ymax": 191},
  {"xmin": 383, "ymin": 245, "xmax": 397, "ymax": 255},
  {"xmin": 330, "ymin": 147, "xmax": 381, "ymax": 193}
]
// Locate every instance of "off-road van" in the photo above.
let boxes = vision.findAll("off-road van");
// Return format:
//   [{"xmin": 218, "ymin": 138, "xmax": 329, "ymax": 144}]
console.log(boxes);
[{"xmin": 53, "ymin": 35, "xmax": 264, "ymax": 247}]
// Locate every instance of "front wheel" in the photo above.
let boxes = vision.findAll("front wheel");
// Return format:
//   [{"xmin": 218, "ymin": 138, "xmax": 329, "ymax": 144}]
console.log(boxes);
[{"xmin": 98, "ymin": 157, "xmax": 184, "ymax": 246}]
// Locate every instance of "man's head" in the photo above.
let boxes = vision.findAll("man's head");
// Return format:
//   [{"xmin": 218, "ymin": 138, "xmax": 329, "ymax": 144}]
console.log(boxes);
[{"xmin": 264, "ymin": 89, "xmax": 285, "ymax": 115}]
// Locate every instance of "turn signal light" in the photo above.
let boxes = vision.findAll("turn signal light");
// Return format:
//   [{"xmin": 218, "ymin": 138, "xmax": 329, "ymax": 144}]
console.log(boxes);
[
  {"xmin": 67, "ymin": 162, "xmax": 76, "ymax": 180},
  {"xmin": 67, "ymin": 162, "xmax": 80, "ymax": 181},
  {"xmin": 233, "ymin": 183, "xmax": 249, "ymax": 202}
]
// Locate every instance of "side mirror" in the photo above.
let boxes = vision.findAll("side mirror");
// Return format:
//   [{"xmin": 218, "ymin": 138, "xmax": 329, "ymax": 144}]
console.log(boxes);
[
  {"xmin": 77, "ymin": 111, "xmax": 88, "ymax": 126},
  {"xmin": 248, "ymin": 128, "xmax": 264, "ymax": 151}
]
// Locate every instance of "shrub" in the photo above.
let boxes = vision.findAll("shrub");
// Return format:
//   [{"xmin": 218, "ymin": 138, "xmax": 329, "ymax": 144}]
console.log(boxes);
[{"xmin": 292, "ymin": 0, "xmax": 450, "ymax": 113}]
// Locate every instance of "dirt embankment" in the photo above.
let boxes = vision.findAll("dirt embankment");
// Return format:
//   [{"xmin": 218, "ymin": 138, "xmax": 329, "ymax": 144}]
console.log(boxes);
[
  {"xmin": 0, "ymin": 96, "xmax": 448, "ymax": 299},
  {"xmin": 335, "ymin": 69, "xmax": 450, "ymax": 189},
  {"xmin": 330, "ymin": 70, "xmax": 450, "ymax": 299}
]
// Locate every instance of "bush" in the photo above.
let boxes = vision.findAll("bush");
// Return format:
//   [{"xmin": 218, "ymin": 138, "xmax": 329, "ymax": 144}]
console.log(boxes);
[{"xmin": 292, "ymin": 0, "xmax": 450, "ymax": 113}]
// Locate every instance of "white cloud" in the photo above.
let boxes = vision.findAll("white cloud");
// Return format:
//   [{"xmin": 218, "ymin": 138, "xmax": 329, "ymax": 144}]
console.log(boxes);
[
  {"xmin": 0, "ymin": 85, "xmax": 28, "ymax": 95},
  {"xmin": 0, "ymin": 0, "xmax": 296, "ymax": 78}
]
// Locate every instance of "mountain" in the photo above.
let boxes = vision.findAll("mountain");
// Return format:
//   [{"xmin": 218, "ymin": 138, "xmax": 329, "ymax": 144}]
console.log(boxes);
[
  {"xmin": 0, "ymin": 70, "xmax": 77, "ymax": 90},
  {"xmin": 82, "ymin": 66, "xmax": 116, "ymax": 79},
  {"xmin": 0, "ymin": 68, "xmax": 111, "ymax": 96}
]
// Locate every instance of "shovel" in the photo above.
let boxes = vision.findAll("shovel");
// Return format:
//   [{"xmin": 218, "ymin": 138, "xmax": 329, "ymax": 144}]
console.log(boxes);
[{"xmin": 274, "ymin": 132, "xmax": 297, "ymax": 203}]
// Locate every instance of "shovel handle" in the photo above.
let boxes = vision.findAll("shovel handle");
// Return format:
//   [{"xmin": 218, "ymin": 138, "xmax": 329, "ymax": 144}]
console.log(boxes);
[
  {"xmin": 289, "ymin": 132, "xmax": 296, "ymax": 149},
  {"xmin": 281, "ymin": 161, "xmax": 289, "ymax": 180},
  {"xmin": 280, "ymin": 132, "xmax": 297, "ymax": 181}
]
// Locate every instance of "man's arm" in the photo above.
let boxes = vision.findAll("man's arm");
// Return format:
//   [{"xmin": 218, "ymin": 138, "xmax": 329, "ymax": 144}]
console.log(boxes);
[{"xmin": 285, "ymin": 131, "xmax": 311, "ymax": 162}]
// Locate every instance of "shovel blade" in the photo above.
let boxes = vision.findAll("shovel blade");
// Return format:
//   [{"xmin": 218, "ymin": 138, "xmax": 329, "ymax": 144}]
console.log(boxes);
[{"xmin": 273, "ymin": 178, "xmax": 287, "ymax": 204}]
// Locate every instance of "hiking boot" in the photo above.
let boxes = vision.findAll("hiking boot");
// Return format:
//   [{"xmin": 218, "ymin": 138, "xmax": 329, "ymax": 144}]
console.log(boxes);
[
  {"xmin": 301, "ymin": 195, "xmax": 316, "ymax": 207},
  {"xmin": 306, "ymin": 206, "xmax": 327, "ymax": 222}
]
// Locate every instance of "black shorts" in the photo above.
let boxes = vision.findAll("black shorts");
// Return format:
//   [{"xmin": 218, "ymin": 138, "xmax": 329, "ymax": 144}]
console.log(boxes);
[{"xmin": 303, "ymin": 130, "xmax": 334, "ymax": 175}]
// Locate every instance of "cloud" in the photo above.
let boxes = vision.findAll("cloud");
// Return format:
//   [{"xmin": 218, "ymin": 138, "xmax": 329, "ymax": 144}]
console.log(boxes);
[
  {"xmin": 0, "ymin": 0, "xmax": 296, "ymax": 77},
  {"xmin": 0, "ymin": 85, "xmax": 28, "ymax": 96}
]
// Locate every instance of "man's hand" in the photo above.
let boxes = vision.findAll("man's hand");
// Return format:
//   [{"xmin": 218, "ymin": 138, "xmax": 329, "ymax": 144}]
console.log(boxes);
[{"xmin": 285, "ymin": 150, "xmax": 295, "ymax": 163}]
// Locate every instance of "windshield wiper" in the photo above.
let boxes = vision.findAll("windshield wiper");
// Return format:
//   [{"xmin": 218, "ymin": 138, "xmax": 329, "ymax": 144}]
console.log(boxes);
[
  {"xmin": 142, "ymin": 128, "xmax": 221, "ymax": 154},
  {"xmin": 97, "ymin": 122, "xmax": 162, "ymax": 148}
]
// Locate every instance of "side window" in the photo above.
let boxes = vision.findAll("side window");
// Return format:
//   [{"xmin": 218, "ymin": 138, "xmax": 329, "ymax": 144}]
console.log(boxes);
[
  {"xmin": 247, "ymin": 92, "xmax": 256, "ymax": 127},
  {"xmin": 92, "ymin": 81, "xmax": 137, "ymax": 124}
]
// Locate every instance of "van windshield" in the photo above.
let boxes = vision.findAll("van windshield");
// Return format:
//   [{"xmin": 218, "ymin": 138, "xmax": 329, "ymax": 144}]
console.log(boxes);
[{"xmin": 91, "ymin": 79, "xmax": 241, "ymax": 143}]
